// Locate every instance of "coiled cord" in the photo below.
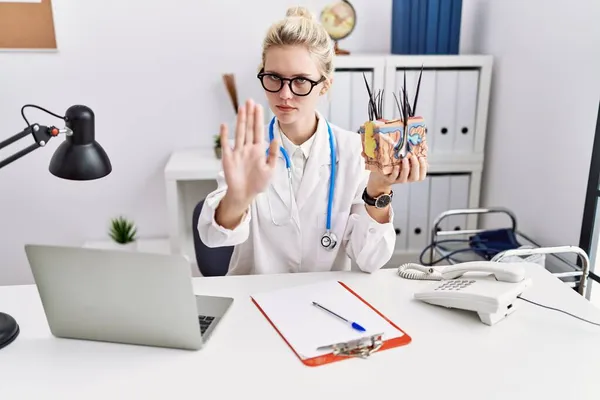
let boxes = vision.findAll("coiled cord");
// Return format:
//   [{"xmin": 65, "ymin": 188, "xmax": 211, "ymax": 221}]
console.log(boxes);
[{"xmin": 397, "ymin": 263, "xmax": 443, "ymax": 280}]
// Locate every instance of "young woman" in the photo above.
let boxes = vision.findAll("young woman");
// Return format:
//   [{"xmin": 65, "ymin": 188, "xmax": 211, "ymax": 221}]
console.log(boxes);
[{"xmin": 198, "ymin": 6, "xmax": 428, "ymax": 275}]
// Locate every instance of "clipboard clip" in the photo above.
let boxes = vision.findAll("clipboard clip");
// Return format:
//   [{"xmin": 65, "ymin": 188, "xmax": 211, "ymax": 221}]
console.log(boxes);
[{"xmin": 317, "ymin": 333, "xmax": 384, "ymax": 359}]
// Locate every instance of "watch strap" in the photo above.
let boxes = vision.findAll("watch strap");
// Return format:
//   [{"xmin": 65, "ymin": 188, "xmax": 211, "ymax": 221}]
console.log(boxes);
[{"xmin": 362, "ymin": 188, "xmax": 393, "ymax": 208}]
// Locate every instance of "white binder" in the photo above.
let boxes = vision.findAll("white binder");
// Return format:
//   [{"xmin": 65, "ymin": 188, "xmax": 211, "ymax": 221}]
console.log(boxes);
[
  {"xmin": 350, "ymin": 71, "xmax": 373, "ymax": 131},
  {"xmin": 391, "ymin": 182, "xmax": 410, "ymax": 252},
  {"xmin": 329, "ymin": 71, "xmax": 352, "ymax": 131},
  {"xmin": 453, "ymin": 70, "xmax": 479, "ymax": 153},
  {"xmin": 407, "ymin": 177, "xmax": 431, "ymax": 252},
  {"xmin": 433, "ymin": 70, "xmax": 458, "ymax": 153}
]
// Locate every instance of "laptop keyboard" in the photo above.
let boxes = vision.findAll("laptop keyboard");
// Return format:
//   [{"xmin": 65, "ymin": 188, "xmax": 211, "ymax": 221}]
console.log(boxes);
[{"xmin": 198, "ymin": 315, "xmax": 215, "ymax": 335}]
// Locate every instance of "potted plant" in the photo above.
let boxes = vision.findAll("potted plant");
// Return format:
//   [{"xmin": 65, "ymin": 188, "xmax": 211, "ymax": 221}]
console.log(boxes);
[
  {"xmin": 108, "ymin": 216, "xmax": 137, "ymax": 250},
  {"xmin": 214, "ymin": 134, "xmax": 222, "ymax": 159}
]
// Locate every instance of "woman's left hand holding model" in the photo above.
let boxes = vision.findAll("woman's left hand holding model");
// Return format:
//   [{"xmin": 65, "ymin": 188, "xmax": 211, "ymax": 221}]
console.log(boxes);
[{"xmin": 363, "ymin": 145, "xmax": 429, "ymax": 224}]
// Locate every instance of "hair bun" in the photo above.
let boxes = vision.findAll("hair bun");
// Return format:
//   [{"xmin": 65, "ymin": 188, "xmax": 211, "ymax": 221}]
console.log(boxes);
[{"xmin": 286, "ymin": 5, "xmax": 314, "ymax": 20}]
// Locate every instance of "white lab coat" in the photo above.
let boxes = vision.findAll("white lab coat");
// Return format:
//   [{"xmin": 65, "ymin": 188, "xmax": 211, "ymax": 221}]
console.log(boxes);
[{"xmin": 197, "ymin": 113, "xmax": 396, "ymax": 275}]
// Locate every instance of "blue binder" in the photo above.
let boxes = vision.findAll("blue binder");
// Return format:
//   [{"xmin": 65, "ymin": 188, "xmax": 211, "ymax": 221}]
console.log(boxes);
[{"xmin": 391, "ymin": 0, "xmax": 462, "ymax": 55}]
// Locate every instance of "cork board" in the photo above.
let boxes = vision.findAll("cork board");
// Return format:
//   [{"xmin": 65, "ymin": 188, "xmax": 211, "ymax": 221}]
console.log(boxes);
[{"xmin": 0, "ymin": 0, "xmax": 57, "ymax": 49}]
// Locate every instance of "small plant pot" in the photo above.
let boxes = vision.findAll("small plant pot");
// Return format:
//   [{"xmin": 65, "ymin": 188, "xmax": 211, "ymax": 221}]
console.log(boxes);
[
  {"xmin": 214, "ymin": 147, "xmax": 222, "ymax": 159},
  {"xmin": 110, "ymin": 241, "xmax": 137, "ymax": 251},
  {"xmin": 120, "ymin": 242, "xmax": 137, "ymax": 251}
]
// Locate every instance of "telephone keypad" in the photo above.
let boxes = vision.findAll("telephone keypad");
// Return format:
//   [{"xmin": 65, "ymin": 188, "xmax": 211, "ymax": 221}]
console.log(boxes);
[{"xmin": 434, "ymin": 279, "xmax": 476, "ymax": 291}]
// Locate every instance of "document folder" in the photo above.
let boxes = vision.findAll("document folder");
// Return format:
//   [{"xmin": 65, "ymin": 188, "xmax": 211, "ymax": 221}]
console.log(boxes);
[{"xmin": 251, "ymin": 280, "xmax": 411, "ymax": 367}]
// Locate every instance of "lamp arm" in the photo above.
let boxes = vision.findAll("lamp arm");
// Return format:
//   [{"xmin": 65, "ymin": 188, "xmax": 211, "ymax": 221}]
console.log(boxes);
[{"xmin": 0, "ymin": 124, "xmax": 72, "ymax": 170}]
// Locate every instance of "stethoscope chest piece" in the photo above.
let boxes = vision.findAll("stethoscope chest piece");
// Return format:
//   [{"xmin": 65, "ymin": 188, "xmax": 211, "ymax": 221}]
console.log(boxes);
[{"xmin": 321, "ymin": 231, "xmax": 338, "ymax": 250}]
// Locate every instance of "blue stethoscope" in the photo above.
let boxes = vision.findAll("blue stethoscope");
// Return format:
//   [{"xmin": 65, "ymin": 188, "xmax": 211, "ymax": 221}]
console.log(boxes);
[{"xmin": 266, "ymin": 116, "xmax": 338, "ymax": 250}]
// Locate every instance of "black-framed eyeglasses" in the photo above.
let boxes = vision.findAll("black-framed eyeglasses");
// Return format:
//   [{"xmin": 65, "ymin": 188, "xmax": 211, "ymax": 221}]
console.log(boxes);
[{"xmin": 257, "ymin": 72, "xmax": 325, "ymax": 96}]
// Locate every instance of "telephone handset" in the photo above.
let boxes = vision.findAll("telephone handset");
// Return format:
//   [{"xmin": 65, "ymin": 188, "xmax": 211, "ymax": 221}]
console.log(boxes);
[{"xmin": 398, "ymin": 261, "xmax": 533, "ymax": 326}]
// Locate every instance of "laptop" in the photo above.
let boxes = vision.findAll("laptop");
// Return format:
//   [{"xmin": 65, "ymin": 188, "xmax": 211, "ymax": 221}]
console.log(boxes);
[{"xmin": 24, "ymin": 244, "xmax": 233, "ymax": 350}]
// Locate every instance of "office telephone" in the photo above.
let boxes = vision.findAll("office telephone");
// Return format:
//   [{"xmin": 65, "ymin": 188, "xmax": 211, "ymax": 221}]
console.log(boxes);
[{"xmin": 398, "ymin": 261, "xmax": 533, "ymax": 326}]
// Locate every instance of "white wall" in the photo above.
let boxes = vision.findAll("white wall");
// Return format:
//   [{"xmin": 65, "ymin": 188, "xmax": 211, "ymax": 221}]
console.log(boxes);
[
  {"xmin": 0, "ymin": 0, "xmax": 405, "ymax": 285},
  {"xmin": 3, "ymin": 0, "xmax": 589, "ymax": 286},
  {"xmin": 471, "ymin": 0, "xmax": 600, "ymax": 251}
]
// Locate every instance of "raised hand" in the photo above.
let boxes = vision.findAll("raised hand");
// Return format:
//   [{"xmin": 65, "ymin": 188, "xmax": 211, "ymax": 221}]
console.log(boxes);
[{"xmin": 216, "ymin": 99, "xmax": 279, "ymax": 229}]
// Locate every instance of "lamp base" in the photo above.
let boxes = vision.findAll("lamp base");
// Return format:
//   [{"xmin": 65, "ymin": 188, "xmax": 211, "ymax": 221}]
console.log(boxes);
[{"xmin": 0, "ymin": 312, "xmax": 19, "ymax": 350}]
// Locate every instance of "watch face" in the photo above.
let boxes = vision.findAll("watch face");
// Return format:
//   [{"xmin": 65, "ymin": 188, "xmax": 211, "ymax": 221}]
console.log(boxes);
[{"xmin": 375, "ymin": 194, "xmax": 392, "ymax": 208}]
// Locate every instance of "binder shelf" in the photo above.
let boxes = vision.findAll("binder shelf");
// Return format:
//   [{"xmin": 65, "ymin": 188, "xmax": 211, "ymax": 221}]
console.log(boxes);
[{"xmin": 164, "ymin": 55, "xmax": 493, "ymax": 270}]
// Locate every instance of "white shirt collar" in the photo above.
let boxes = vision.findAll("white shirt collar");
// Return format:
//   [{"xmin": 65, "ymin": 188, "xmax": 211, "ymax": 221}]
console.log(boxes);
[{"xmin": 277, "ymin": 121, "xmax": 317, "ymax": 159}]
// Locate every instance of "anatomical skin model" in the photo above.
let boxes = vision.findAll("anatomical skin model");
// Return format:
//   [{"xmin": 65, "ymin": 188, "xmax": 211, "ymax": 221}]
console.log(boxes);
[{"xmin": 358, "ymin": 68, "xmax": 427, "ymax": 175}]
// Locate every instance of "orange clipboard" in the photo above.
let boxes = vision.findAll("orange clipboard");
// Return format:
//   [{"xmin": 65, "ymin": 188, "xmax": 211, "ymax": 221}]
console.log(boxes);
[{"xmin": 251, "ymin": 280, "xmax": 412, "ymax": 367}]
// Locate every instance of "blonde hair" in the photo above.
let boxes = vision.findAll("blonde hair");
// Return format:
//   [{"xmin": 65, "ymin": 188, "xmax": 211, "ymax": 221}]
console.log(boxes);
[{"xmin": 259, "ymin": 6, "xmax": 335, "ymax": 91}]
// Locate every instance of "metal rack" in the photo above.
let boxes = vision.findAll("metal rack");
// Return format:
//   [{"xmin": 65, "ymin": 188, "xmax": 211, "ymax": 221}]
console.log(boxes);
[{"xmin": 426, "ymin": 207, "xmax": 598, "ymax": 300}]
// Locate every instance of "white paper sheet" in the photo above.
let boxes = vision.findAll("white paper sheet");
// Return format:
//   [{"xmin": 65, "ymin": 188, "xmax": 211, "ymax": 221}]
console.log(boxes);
[{"xmin": 251, "ymin": 280, "xmax": 404, "ymax": 359}]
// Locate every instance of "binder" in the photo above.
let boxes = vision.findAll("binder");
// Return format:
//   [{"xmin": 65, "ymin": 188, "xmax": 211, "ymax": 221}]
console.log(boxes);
[
  {"xmin": 351, "ymin": 71, "xmax": 373, "ymax": 131},
  {"xmin": 425, "ymin": 0, "xmax": 440, "ymax": 54},
  {"xmin": 251, "ymin": 280, "xmax": 411, "ymax": 367},
  {"xmin": 391, "ymin": 181, "xmax": 410, "ymax": 252},
  {"xmin": 433, "ymin": 70, "xmax": 459, "ymax": 153},
  {"xmin": 448, "ymin": 0, "xmax": 463, "ymax": 54},
  {"xmin": 453, "ymin": 70, "xmax": 479, "ymax": 153},
  {"xmin": 436, "ymin": 0, "xmax": 452, "ymax": 54},
  {"xmin": 329, "ymin": 71, "xmax": 352, "ymax": 131},
  {"xmin": 407, "ymin": 176, "xmax": 431, "ymax": 251}
]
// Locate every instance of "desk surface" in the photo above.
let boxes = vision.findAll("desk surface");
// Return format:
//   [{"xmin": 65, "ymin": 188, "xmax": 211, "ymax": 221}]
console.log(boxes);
[{"xmin": 1, "ymin": 265, "xmax": 600, "ymax": 399}]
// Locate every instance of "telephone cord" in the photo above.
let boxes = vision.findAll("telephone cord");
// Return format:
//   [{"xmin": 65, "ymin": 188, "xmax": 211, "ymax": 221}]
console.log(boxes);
[
  {"xmin": 517, "ymin": 296, "xmax": 600, "ymax": 327},
  {"xmin": 397, "ymin": 263, "xmax": 443, "ymax": 280}
]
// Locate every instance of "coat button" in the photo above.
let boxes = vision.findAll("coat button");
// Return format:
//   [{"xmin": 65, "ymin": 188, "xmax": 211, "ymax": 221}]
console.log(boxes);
[{"xmin": 369, "ymin": 228, "xmax": 376, "ymax": 234}]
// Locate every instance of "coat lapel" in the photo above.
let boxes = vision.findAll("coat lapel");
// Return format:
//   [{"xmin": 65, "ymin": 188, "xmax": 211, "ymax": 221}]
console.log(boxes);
[
  {"xmin": 295, "ymin": 115, "xmax": 338, "ymax": 211},
  {"xmin": 267, "ymin": 139, "xmax": 301, "ymax": 230}
]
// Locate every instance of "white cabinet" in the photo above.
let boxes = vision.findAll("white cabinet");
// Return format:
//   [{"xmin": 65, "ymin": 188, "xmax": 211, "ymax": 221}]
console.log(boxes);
[{"xmin": 164, "ymin": 54, "xmax": 492, "ymax": 270}]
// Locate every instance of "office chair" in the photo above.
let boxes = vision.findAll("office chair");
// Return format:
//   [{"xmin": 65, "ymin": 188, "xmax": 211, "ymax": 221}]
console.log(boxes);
[{"xmin": 192, "ymin": 199, "xmax": 233, "ymax": 276}]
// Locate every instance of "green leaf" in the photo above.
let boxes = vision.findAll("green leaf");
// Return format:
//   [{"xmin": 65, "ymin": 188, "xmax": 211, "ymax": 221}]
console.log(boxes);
[{"xmin": 109, "ymin": 216, "xmax": 137, "ymax": 244}]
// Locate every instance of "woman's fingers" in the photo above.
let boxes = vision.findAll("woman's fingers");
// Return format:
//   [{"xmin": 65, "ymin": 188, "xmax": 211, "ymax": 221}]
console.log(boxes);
[
  {"xmin": 254, "ymin": 103, "xmax": 264, "ymax": 144},
  {"xmin": 408, "ymin": 155, "xmax": 420, "ymax": 181},
  {"xmin": 245, "ymin": 99, "xmax": 255, "ymax": 146},
  {"xmin": 234, "ymin": 104, "xmax": 246, "ymax": 151},
  {"xmin": 398, "ymin": 157, "xmax": 410, "ymax": 183},
  {"xmin": 418, "ymin": 157, "xmax": 428, "ymax": 180},
  {"xmin": 388, "ymin": 165, "xmax": 400, "ymax": 182},
  {"xmin": 220, "ymin": 123, "xmax": 230, "ymax": 156},
  {"xmin": 220, "ymin": 124, "xmax": 234, "ymax": 176}
]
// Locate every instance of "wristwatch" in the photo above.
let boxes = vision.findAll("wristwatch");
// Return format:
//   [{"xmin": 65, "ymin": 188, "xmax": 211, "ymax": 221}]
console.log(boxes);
[{"xmin": 362, "ymin": 188, "xmax": 393, "ymax": 209}]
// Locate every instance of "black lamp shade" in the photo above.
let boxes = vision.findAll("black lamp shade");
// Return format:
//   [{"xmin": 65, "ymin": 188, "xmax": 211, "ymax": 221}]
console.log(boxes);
[{"xmin": 48, "ymin": 105, "xmax": 112, "ymax": 180}]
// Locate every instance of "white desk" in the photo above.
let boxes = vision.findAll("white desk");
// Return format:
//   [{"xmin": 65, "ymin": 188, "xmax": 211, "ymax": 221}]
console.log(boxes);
[{"xmin": 1, "ymin": 264, "xmax": 599, "ymax": 399}]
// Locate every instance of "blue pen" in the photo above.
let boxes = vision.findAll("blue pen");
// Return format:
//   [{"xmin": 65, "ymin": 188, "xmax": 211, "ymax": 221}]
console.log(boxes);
[{"xmin": 312, "ymin": 301, "xmax": 366, "ymax": 332}]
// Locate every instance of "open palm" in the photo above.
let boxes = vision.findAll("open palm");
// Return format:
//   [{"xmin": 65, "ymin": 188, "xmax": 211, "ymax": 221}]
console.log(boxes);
[{"xmin": 220, "ymin": 99, "xmax": 279, "ymax": 205}]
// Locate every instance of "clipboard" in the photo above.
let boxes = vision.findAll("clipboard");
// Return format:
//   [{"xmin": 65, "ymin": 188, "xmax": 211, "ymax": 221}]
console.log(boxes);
[{"xmin": 250, "ymin": 280, "xmax": 412, "ymax": 367}]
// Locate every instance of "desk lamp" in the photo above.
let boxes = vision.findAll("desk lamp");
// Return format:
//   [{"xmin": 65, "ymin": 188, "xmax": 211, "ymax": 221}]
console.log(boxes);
[{"xmin": 0, "ymin": 104, "xmax": 112, "ymax": 350}]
